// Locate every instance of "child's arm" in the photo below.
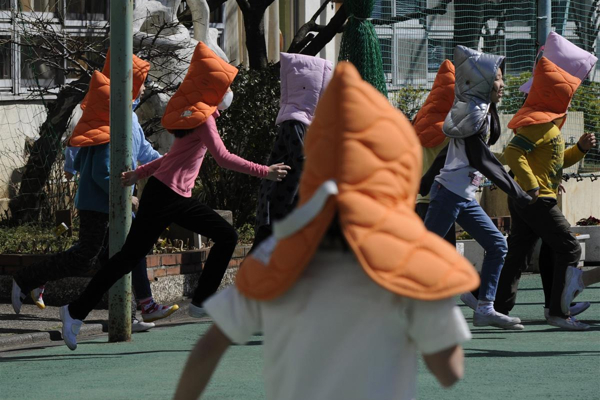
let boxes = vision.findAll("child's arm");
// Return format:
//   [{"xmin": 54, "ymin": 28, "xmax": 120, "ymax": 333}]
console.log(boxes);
[
  {"xmin": 464, "ymin": 134, "xmax": 531, "ymax": 206},
  {"xmin": 423, "ymin": 344, "xmax": 464, "ymax": 388},
  {"xmin": 564, "ymin": 132, "xmax": 596, "ymax": 169},
  {"xmin": 64, "ymin": 146, "xmax": 79, "ymax": 177},
  {"xmin": 134, "ymin": 120, "xmax": 161, "ymax": 165},
  {"xmin": 199, "ymin": 117, "xmax": 272, "ymax": 178},
  {"xmin": 173, "ymin": 324, "xmax": 232, "ymax": 400},
  {"xmin": 134, "ymin": 156, "xmax": 164, "ymax": 180},
  {"xmin": 407, "ymin": 298, "xmax": 471, "ymax": 388}
]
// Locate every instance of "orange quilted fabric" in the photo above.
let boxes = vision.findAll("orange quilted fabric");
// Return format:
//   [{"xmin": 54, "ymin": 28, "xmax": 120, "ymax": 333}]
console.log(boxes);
[
  {"xmin": 69, "ymin": 71, "xmax": 111, "ymax": 147},
  {"xmin": 236, "ymin": 62, "xmax": 479, "ymax": 301},
  {"xmin": 161, "ymin": 42, "xmax": 238, "ymax": 132},
  {"xmin": 508, "ymin": 57, "xmax": 581, "ymax": 130},
  {"xmin": 412, "ymin": 60, "xmax": 455, "ymax": 148},
  {"xmin": 80, "ymin": 49, "xmax": 150, "ymax": 110}
]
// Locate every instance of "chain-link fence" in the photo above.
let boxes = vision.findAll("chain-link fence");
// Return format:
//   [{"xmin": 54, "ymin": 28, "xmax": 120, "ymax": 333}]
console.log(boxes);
[{"xmin": 372, "ymin": 0, "xmax": 600, "ymax": 182}]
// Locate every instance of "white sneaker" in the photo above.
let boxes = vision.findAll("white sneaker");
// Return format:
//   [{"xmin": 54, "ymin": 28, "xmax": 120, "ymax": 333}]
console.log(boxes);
[
  {"xmin": 547, "ymin": 315, "xmax": 589, "ymax": 331},
  {"xmin": 460, "ymin": 292, "xmax": 478, "ymax": 310},
  {"xmin": 60, "ymin": 305, "xmax": 83, "ymax": 351},
  {"xmin": 189, "ymin": 303, "xmax": 207, "ymax": 319},
  {"xmin": 473, "ymin": 311, "xmax": 524, "ymax": 330},
  {"xmin": 561, "ymin": 266, "xmax": 585, "ymax": 314},
  {"xmin": 11, "ymin": 280, "xmax": 26, "ymax": 315},
  {"xmin": 132, "ymin": 317, "xmax": 155, "ymax": 333},
  {"xmin": 544, "ymin": 302, "xmax": 591, "ymax": 320}
]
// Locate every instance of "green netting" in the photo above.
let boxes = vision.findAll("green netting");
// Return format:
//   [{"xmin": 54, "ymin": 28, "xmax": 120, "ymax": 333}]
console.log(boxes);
[
  {"xmin": 372, "ymin": 0, "xmax": 600, "ymax": 180},
  {"xmin": 338, "ymin": 0, "xmax": 388, "ymax": 96}
]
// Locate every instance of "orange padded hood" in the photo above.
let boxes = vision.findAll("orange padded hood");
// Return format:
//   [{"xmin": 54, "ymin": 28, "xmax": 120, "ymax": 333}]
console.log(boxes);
[
  {"xmin": 69, "ymin": 71, "xmax": 111, "ymax": 147},
  {"xmin": 161, "ymin": 42, "xmax": 238, "ymax": 132},
  {"xmin": 236, "ymin": 62, "xmax": 479, "ymax": 302},
  {"xmin": 412, "ymin": 60, "xmax": 455, "ymax": 148},
  {"xmin": 80, "ymin": 49, "xmax": 150, "ymax": 110},
  {"xmin": 508, "ymin": 57, "xmax": 581, "ymax": 131}
]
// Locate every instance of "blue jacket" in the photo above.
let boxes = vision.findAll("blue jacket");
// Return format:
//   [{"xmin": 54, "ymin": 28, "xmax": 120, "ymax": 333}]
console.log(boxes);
[{"xmin": 71, "ymin": 100, "xmax": 161, "ymax": 213}]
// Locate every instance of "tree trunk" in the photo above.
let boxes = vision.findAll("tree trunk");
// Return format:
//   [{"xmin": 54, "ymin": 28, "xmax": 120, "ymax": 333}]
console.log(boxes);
[
  {"xmin": 242, "ymin": 9, "xmax": 269, "ymax": 69},
  {"xmin": 9, "ymin": 74, "xmax": 90, "ymax": 223}
]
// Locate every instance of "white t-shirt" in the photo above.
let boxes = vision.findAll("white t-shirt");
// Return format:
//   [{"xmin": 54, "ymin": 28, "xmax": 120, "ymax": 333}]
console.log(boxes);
[{"xmin": 204, "ymin": 249, "xmax": 471, "ymax": 400}]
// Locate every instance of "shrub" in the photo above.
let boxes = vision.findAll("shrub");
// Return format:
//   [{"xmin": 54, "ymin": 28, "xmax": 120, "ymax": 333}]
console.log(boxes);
[
  {"xmin": 0, "ymin": 223, "xmax": 78, "ymax": 254},
  {"xmin": 195, "ymin": 65, "xmax": 281, "ymax": 229},
  {"xmin": 389, "ymin": 86, "xmax": 428, "ymax": 121}
]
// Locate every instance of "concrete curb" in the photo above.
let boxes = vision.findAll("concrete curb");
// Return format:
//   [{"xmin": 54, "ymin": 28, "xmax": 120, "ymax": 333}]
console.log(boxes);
[
  {"xmin": 0, "ymin": 301, "xmax": 193, "ymax": 351},
  {"xmin": 0, "ymin": 323, "xmax": 105, "ymax": 350}
]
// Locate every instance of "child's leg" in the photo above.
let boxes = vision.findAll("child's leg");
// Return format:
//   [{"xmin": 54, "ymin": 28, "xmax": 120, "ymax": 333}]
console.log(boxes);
[
  {"xmin": 456, "ymin": 201, "xmax": 507, "ymax": 303},
  {"xmin": 131, "ymin": 256, "xmax": 180, "ymax": 322},
  {"xmin": 494, "ymin": 198, "xmax": 539, "ymax": 314},
  {"xmin": 13, "ymin": 210, "xmax": 108, "ymax": 293},
  {"xmin": 423, "ymin": 183, "xmax": 464, "ymax": 239},
  {"xmin": 516, "ymin": 199, "xmax": 580, "ymax": 318},
  {"xmin": 131, "ymin": 257, "xmax": 153, "ymax": 302},
  {"xmin": 68, "ymin": 211, "xmax": 169, "ymax": 321},
  {"xmin": 67, "ymin": 178, "xmax": 181, "ymax": 321},
  {"xmin": 417, "ymin": 202, "xmax": 457, "ymax": 245},
  {"xmin": 173, "ymin": 200, "xmax": 238, "ymax": 306},
  {"xmin": 538, "ymin": 241, "xmax": 555, "ymax": 309},
  {"xmin": 173, "ymin": 325, "xmax": 232, "ymax": 400}
]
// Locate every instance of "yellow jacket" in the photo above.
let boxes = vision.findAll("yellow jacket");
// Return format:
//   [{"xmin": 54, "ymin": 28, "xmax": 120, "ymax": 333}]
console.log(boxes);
[{"xmin": 504, "ymin": 121, "xmax": 585, "ymax": 198}]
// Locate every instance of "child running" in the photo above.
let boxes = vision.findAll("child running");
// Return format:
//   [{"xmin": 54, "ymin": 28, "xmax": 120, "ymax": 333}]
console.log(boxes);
[
  {"xmin": 173, "ymin": 62, "xmax": 479, "ymax": 400},
  {"xmin": 59, "ymin": 42, "xmax": 290, "ymax": 350},
  {"xmin": 421, "ymin": 46, "xmax": 532, "ymax": 330},
  {"xmin": 252, "ymin": 52, "xmax": 332, "ymax": 250},
  {"xmin": 413, "ymin": 59, "xmax": 455, "ymax": 246},
  {"xmin": 495, "ymin": 33, "xmax": 597, "ymax": 329},
  {"xmin": 12, "ymin": 54, "xmax": 176, "ymax": 329}
]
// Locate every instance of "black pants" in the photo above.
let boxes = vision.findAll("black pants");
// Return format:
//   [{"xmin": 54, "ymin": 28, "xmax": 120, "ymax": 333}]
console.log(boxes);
[
  {"xmin": 14, "ymin": 210, "xmax": 152, "ymax": 302},
  {"xmin": 69, "ymin": 177, "xmax": 238, "ymax": 320},
  {"xmin": 416, "ymin": 202, "xmax": 456, "ymax": 246},
  {"xmin": 249, "ymin": 224, "xmax": 273, "ymax": 254},
  {"xmin": 495, "ymin": 197, "xmax": 580, "ymax": 318}
]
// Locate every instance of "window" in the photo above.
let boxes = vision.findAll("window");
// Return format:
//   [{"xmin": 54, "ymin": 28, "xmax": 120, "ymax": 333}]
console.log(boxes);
[
  {"xmin": 20, "ymin": 36, "xmax": 61, "ymax": 88},
  {"xmin": 0, "ymin": 38, "xmax": 11, "ymax": 79},
  {"xmin": 65, "ymin": 0, "xmax": 108, "ymax": 21},
  {"xmin": 19, "ymin": 0, "xmax": 58, "ymax": 13},
  {"xmin": 0, "ymin": 0, "xmax": 11, "ymax": 10},
  {"xmin": 373, "ymin": 0, "xmax": 428, "ymax": 87}
]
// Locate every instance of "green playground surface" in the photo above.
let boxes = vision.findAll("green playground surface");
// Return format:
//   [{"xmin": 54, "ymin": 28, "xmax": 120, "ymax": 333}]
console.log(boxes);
[{"xmin": 0, "ymin": 274, "xmax": 598, "ymax": 400}]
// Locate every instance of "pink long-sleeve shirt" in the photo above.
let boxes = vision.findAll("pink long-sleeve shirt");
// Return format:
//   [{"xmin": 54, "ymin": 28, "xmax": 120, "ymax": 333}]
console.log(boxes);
[{"xmin": 136, "ymin": 113, "xmax": 269, "ymax": 198}]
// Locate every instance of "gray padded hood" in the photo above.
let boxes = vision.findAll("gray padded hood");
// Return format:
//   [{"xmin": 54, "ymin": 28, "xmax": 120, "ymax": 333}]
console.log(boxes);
[{"xmin": 443, "ymin": 46, "xmax": 505, "ymax": 139}]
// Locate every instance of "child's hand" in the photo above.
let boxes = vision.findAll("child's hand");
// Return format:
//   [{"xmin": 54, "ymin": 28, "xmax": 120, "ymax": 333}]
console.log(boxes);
[
  {"xmin": 578, "ymin": 132, "xmax": 597, "ymax": 152},
  {"xmin": 266, "ymin": 163, "xmax": 291, "ymax": 182},
  {"xmin": 527, "ymin": 188, "xmax": 539, "ymax": 204},
  {"xmin": 121, "ymin": 170, "xmax": 139, "ymax": 187},
  {"xmin": 131, "ymin": 196, "xmax": 140, "ymax": 213}
]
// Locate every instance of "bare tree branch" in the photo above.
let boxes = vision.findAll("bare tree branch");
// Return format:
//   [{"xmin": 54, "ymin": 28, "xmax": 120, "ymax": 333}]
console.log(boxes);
[
  {"xmin": 297, "ymin": 3, "xmax": 347, "ymax": 56},
  {"xmin": 287, "ymin": 0, "xmax": 332, "ymax": 53}
]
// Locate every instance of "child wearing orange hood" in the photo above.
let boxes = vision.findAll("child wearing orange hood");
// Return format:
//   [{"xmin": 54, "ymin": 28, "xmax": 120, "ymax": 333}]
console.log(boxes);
[
  {"xmin": 172, "ymin": 62, "xmax": 479, "ymax": 400},
  {"xmin": 58, "ymin": 42, "xmax": 289, "ymax": 350}
]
